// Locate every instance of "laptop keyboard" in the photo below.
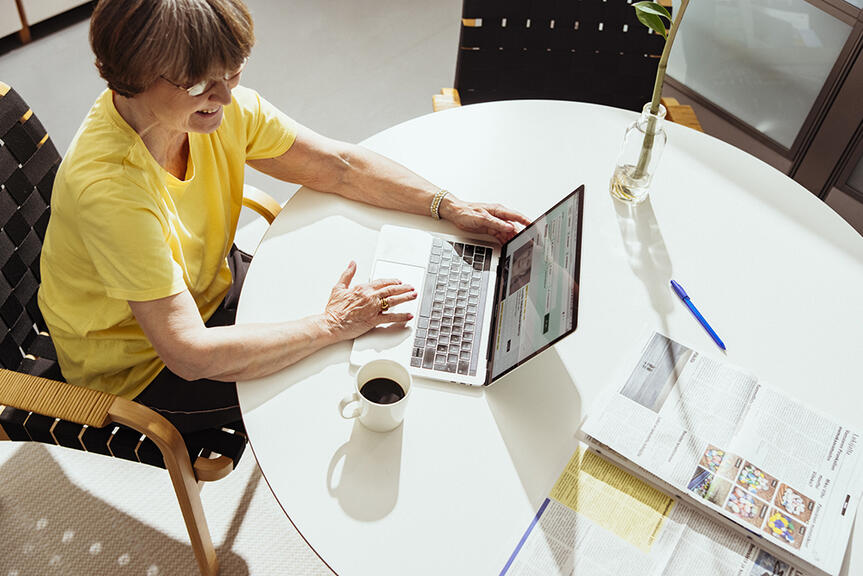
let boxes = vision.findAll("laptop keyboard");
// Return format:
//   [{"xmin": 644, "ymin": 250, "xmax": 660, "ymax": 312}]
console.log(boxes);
[{"xmin": 411, "ymin": 238, "xmax": 493, "ymax": 377}]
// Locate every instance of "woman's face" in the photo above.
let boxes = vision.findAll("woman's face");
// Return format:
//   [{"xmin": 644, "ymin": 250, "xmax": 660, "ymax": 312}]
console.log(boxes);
[{"xmin": 137, "ymin": 63, "xmax": 244, "ymax": 136}]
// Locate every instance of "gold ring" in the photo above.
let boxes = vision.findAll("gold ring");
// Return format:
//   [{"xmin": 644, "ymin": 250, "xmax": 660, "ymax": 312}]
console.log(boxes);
[{"xmin": 379, "ymin": 296, "xmax": 389, "ymax": 312}]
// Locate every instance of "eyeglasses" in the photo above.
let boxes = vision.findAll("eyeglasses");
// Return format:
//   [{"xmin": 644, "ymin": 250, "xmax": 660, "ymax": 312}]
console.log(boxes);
[{"xmin": 162, "ymin": 58, "xmax": 247, "ymax": 97}]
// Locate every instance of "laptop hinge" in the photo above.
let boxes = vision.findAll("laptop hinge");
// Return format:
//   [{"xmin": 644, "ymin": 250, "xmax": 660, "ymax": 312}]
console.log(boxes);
[{"xmin": 483, "ymin": 249, "xmax": 506, "ymax": 385}]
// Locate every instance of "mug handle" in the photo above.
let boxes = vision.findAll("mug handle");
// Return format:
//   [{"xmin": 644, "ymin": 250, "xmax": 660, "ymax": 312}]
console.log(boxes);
[{"xmin": 339, "ymin": 392, "xmax": 362, "ymax": 419}]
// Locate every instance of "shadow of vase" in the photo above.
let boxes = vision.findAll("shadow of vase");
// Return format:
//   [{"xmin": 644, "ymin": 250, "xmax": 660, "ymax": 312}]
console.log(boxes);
[
  {"xmin": 326, "ymin": 420, "xmax": 404, "ymax": 522},
  {"xmin": 614, "ymin": 198, "xmax": 674, "ymax": 335}
]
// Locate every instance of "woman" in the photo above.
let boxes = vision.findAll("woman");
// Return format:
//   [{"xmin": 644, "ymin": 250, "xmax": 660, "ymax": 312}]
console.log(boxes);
[{"xmin": 37, "ymin": 0, "xmax": 529, "ymax": 434}]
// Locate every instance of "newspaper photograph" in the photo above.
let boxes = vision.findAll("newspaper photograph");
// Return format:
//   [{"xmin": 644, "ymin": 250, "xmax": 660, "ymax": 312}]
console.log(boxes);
[{"xmin": 580, "ymin": 332, "xmax": 862, "ymax": 576}]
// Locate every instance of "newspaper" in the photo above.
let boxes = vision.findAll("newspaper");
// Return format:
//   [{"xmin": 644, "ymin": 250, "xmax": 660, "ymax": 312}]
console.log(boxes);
[
  {"xmin": 501, "ymin": 447, "xmax": 808, "ymax": 576},
  {"xmin": 579, "ymin": 332, "xmax": 862, "ymax": 576}
]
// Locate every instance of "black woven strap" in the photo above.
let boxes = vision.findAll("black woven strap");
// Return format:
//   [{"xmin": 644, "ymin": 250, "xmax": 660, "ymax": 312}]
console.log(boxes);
[
  {"xmin": 0, "ymin": 83, "xmax": 62, "ymax": 376},
  {"xmin": 0, "ymin": 83, "xmax": 246, "ymax": 472},
  {"xmin": 0, "ymin": 404, "xmax": 247, "ymax": 470},
  {"xmin": 454, "ymin": 0, "xmax": 667, "ymax": 111},
  {"xmin": 0, "ymin": 406, "xmax": 167, "ymax": 467},
  {"xmin": 185, "ymin": 427, "xmax": 247, "ymax": 470}
]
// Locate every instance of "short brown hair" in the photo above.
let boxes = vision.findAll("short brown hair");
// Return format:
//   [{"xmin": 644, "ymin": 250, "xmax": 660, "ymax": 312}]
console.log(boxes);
[{"xmin": 90, "ymin": 0, "xmax": 255, "ymax": 97}]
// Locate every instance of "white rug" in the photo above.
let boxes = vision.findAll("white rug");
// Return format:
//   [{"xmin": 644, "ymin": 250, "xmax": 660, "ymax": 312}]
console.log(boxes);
[{"xmin": 0, "ymin": 441, "xmax": 332, "ymax": 575}]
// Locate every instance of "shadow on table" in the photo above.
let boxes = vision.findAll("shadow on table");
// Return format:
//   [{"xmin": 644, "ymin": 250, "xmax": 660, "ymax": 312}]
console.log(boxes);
[
  {"xmin": 486, "ymin": 348, "xmax": 581, "ymax": 507},
  {"xmin": 239, "ymin": 343, "xmax": 349, "ymax": 413},
  {"xmin": 840, "ymin": 518, "xmax": 855, "ymax": 576},
  {"xmin": 327, "ymin": 420, "xmax": 404, "ymax": 521},
  {"xmin": 614, "ymin": 198, "xmax": 674, "ymax": 337},
  {"xmin": 0, "ymin": 444, "xmax": 250, "ymax": 576}
]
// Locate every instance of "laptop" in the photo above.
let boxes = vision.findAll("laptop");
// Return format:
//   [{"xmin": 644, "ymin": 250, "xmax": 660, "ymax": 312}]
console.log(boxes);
[{"xmin": 350, "ymin": 185, "xmax": 584, "ymax": 387}]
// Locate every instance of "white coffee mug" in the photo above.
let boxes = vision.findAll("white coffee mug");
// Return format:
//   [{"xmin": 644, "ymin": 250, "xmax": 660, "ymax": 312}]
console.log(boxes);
[{"xmin": 339, "ymin": 359, "xmax": 411, "ymax": 432}]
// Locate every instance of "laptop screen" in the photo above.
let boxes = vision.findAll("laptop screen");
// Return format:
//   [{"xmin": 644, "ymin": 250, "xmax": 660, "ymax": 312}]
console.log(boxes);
[{"xmin": 488, "ymin": 186, "xmax": 584, "ymax": 383}]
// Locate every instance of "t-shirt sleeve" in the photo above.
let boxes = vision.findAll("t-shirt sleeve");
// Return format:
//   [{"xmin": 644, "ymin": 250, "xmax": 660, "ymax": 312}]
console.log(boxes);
[
  {"xmin": 77, "ymin": 180, "xmax": 187, "ymax": 302},
  {"xmin": 232, "ymin": 85, "xmax": 298, "ymax": 161}
]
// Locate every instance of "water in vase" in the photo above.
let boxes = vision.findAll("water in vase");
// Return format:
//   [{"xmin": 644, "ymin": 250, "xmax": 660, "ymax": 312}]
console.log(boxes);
[{"xmin": 610, "ymin": 164, "xmax": 651, "ymax": 204}]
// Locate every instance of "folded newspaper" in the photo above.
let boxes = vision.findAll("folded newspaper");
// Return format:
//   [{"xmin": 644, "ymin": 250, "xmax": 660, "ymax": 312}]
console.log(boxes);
[
  {"xmin": 573, "ymin": 332, "xmax": 863, "ymax": 576},
  {"xmin": 501, "ymin": 447, "xmax": 816, "ymax": 576}
]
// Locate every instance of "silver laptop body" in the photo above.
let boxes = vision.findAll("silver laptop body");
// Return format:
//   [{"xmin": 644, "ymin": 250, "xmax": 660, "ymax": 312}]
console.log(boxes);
[{"xmin": 351, "ymin": 185, "xmax": 585, "ymax": 387}]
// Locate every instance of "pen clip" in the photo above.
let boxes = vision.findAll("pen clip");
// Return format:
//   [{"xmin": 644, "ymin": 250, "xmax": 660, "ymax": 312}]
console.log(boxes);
[{"xmin": 670, "ymin": 279, "xmax": 688, "ymax": 300}]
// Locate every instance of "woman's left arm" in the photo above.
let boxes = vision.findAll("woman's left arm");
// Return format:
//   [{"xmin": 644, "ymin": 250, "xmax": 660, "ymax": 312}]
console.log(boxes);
[{"xmin": 247, "ymin": 124, "xmax": 531, "ymax": 243}]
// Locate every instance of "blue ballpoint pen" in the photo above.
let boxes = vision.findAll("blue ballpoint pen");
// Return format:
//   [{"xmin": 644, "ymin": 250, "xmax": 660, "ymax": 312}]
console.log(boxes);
[{"xmin": 670, "ymin": 280, "xmax": 726, "ymax": 351}]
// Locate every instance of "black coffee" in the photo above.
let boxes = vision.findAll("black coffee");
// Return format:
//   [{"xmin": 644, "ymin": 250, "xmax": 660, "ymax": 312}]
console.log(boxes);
[{"xmin": 360, "ymin": 378, "xmax": 405, "ymax": 405}]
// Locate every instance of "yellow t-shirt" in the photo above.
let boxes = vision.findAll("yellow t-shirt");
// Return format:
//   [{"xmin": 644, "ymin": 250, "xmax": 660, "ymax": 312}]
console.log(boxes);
[{"xmin": 38, "ymin": 86, "xmax": 296, "ymax": 399}]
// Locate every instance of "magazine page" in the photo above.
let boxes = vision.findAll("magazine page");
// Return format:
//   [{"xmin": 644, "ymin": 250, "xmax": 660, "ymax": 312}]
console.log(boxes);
[
  {"xmin": 580, "ymin": 332, "xmax": 862, "ymax": 576},
  {"xmin": 501, "ymin": 447, "xmax": 806, "ymax": 576}
]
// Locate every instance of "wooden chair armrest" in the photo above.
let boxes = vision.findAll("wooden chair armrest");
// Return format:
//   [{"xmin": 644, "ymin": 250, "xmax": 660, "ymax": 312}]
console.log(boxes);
[
  {"xmin": 193, "ymin": 455, "xmax": 235, "ymax": 482},
  {"xmin": 108, "ymin": 397, "xmax": 235, "ymax": 480},
  {"xmin": 242, "ymin": 185, "xmax": 281, "ymax": 224},
  {"xmin": 661, "ymin": 96, "xmax": 704, "ymax": 132},
  {"xmin": 0, "ymin": 368, "xmax": 191, "ymax": 466},
  {"xmin": 433, "ymin": 88, "xmax": 462, "ymax": 112},
  {"xmin": 0, "ymin": 368, "xmax": 235, "ymax": 480},
  {"xmin": 107, "ymin": 395, "xmax": 187, "ymax": 453},
  {"xmin": 108, "ymin": 396, "xmax": 235, "ymax": 482},
  {"xmin": 0, "ymin": 368, "xmax": 113, "ymax": 427}
]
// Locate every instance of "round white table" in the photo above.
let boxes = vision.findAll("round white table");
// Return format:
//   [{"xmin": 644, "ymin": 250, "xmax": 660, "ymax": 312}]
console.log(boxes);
[{"xmin": 236, "ymin": 100, "xmax": 863, "ymax": 576}]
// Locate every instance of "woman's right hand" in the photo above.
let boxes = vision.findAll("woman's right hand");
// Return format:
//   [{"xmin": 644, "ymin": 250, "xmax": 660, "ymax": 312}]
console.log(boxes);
[{"xmin": 324, "ymin": 261, "xmax": 416, "ymax": 341}]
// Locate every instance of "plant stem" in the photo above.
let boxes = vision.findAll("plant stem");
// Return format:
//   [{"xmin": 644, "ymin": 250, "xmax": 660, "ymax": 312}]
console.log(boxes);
[{"xmin": 633, "ymin": 0, "xmax": 690, "ymax": 180}]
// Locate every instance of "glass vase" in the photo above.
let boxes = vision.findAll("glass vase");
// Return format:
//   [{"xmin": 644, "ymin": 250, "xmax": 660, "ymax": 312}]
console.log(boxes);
[{"xmin": 609, "ymin": 103, "xmax": 667, "ymax": 204}]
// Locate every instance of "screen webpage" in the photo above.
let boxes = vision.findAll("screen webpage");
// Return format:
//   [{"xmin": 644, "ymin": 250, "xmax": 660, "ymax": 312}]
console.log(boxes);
[{"xmin": 490, "ymin": 190, "xmax": 581, "ymax": 379}]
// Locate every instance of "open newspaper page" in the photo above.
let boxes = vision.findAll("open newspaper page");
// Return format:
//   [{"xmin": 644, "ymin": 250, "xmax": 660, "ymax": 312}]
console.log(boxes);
[
  {"xmin": 579, "ymin": 332, "xmax": 862, "ymax": 576},
  {"xmin": 501, "ymin": 447, "xmax": 806, "ymax": 576}
]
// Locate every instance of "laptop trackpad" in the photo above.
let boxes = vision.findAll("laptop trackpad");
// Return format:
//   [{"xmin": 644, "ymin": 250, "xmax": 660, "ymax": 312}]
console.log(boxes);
[{"xmin": 349, "ymin": 260, "xmax": 426, "ymax": 367}]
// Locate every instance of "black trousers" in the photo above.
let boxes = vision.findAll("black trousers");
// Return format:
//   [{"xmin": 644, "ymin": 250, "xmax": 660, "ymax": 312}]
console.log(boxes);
[{"xmin": 133, "ymin": 246, "xmax": 251, "ymax": 434}]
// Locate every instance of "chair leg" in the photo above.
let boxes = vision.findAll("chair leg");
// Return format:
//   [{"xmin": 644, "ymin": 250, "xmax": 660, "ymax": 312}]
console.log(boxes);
[
  {"xmin": 107, "ymin": 398, "xmax": 220, "ymax": 576},
  {"xmin": 164, "ymin": 452, "xmax": 220, "ymax": 576}
]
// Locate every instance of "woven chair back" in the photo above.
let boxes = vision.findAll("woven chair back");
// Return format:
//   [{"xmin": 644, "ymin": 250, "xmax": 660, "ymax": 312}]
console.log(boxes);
[
  {"xmin": 455, "ymin": 0, "xmax": 667, "ymax": 111},
  {"xmin": 0, "ymin": 84, "xmax": 249, "ymax": 478},
  {"xmin": 0, "ymin": 83, "xmax": 62, "ymax": 379}
]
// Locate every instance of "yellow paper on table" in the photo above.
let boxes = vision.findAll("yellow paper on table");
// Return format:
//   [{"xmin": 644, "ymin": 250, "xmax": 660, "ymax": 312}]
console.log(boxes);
[{"xmin": 549, "ymin": 448, "xmax": 674, "ymax": 553}]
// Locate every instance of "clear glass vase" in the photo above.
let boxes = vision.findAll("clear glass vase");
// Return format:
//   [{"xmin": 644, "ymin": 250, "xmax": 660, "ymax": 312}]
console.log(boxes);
[{"xmin": 609, "ymin": 103, "xmax": 667, "ymax": 204}]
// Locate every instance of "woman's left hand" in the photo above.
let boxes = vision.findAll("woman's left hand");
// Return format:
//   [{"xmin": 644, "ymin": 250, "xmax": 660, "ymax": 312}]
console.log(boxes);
[{"xmin": 439, "ymin": 195, "xmax": 532, "ymax": 244}]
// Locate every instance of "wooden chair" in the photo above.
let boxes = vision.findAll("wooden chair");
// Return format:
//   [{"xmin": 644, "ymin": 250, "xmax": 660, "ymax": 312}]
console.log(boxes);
[
  {"xmin": 0, "ymin": 81, "xmax": 281, "ymax": 576},
  {"xmin": 434, "ymin": 0, "xmax": 703, "ymax": 132}
]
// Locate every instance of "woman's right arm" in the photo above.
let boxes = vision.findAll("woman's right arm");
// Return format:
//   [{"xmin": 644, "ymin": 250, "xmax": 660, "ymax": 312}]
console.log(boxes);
[{"xmin": 129, "ymin": 261, "xmax": 416, "ymax": 382}]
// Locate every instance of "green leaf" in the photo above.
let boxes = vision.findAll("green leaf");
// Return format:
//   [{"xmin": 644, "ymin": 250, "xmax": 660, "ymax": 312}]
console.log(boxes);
[
  {"xmin": 634, "ymin": 11, "xmax": 667, "ymax": 39},
  {"xmin": 634, "ymin": 1, "xmax": 672, "ymax": 21}
]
